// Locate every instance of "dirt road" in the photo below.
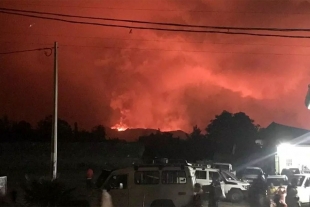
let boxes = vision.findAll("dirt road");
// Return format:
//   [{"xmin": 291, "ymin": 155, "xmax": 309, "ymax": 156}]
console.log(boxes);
[
  {"xmin": 217, "ymin": 201, "xmax": 249, "ymax": 207},
  {"xmin": 202, "ymin": 201, "xmax": 249, "ymax": 207}
]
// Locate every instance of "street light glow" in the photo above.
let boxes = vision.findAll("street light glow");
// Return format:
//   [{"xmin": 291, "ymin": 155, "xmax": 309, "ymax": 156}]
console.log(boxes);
[{"xmin": 277, "ymin": 143, "xmax": 293, "ymax": 156}]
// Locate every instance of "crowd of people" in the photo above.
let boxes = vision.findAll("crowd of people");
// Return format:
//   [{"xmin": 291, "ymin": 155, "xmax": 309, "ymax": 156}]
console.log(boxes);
[{"xmin": 249, "ymin": 172, "xmax": 301, "ymax": 207}]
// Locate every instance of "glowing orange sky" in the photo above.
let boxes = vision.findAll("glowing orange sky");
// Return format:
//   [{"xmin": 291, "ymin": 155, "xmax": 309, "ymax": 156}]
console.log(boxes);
[{"xmin": 1, "ymin": 0, "xmax": 310, "ymax": 132}]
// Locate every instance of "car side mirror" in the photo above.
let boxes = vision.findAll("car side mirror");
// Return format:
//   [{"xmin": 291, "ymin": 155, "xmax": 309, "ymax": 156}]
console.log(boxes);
[
  {"xmin": 103, "ymin": 185, "xmax": 111, "ymax": 191},
  {"xmin": 305, "ymin": 181, "xmax": 310, "ymax": 187}
]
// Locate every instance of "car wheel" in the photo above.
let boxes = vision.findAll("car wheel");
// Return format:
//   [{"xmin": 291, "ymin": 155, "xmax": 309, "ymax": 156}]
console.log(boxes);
[
  {"xmin": 229, "ymin": 189, "xmax": 243, "ymax": 203},
  {"xmin": 150, "ymin": 199, "xmax": 175, "ymax": 207}
]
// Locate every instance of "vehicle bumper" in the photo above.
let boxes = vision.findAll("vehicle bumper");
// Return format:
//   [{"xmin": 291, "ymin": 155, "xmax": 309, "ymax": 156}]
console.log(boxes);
[{"xmin": 242, "ymin": 190, "xmax": 248, "ymax": 198}]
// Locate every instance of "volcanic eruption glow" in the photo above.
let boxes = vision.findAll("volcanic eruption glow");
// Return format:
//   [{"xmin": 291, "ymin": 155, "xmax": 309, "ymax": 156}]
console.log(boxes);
[{"xmin": 111, "ymin": 123, "xmax": 128, "ymax": 131}]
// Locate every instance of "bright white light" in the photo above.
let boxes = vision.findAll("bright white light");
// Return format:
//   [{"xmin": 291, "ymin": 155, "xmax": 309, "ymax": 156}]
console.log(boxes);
[{"xmin": 277, "ymin": 143, "xmax": 294, "ymax": 155}]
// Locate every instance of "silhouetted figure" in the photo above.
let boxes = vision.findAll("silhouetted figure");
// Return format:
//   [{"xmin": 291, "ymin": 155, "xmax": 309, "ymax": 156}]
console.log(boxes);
[
  {"xmin": 11, "ymin": 190, "xmax": 17, "ymax": 203},
  {"xmin": 268, "ymin": 183, "xmax": 276, "ymax": 207},
  {"xmin": 208, "ymin": 174, "xmax": 222, "ymax": 207},
  {"xmin": 286, "ymin": 178, "xmax": 300, "ymax": 207},
  {"xmin": 275, "ymin": 184, "xmax": 287, "ymax": 207},
  {"xmin": 86, "ymin": 168, "xmax": 94, "ymax": 189},
  {"xmin": 193, "ymin": 183, "xmax": 203, "ymax": 207},
  {"xmin": 249, "ymin": 172, "xmax": 267, "ymax": 207}
]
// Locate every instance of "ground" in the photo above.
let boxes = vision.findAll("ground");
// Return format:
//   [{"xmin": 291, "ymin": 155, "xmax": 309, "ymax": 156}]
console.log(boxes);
[{"xmin": 216, "ymin": 201, "xmax": 248, "ymax": 207}]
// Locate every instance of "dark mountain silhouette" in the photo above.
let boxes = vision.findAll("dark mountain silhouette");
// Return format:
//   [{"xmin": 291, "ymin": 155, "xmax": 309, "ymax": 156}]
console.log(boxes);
[{"xmin": 105, "ymin": 128, "xmax": 188, "ymax": 141}]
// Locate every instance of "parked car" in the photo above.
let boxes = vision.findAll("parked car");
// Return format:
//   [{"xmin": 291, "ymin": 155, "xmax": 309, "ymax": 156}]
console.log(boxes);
[
  {"xmin": 212, "ymin": 163, "xmax": 236, "ymax": 175},
  {"xmin": 290, "ymin": 174, "xmax": 310, "ymax": 204},
  {"xmin": 194, "ymin": 166, "xmax": 249, "ymax": 202},
  {"xmin": 240, "ymin": 167, "xmax": 264, "ymax": 183},
  {"xmin": 266, "ymin": 175, "xmax": 289, "ymax": 188},
  {"xmin": 101, "ymin": 162, "xmax": 196, "ymax": 207},
  {"xmin": 281, "ymin": 168, "xmax": 300, "ymax": 181}
]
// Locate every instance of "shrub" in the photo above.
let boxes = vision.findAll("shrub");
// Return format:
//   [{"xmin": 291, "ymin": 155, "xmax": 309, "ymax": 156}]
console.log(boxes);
[{"xmin": 21, "ymin": 177, "xmax": 77, "ymax": 207}]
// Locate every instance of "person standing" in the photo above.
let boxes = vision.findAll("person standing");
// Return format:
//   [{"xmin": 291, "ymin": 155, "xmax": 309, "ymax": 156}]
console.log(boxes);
[
  {"xmin": 86, "ymin": 168, "xmax": 94, "ymax": 189},
  {"xmin": 249, "ymin": 172, "xmax": 267, "ymax": 207},
  {"xmin": 208, "ymin": 174, "xmax": 223, "ymax": 207},
  {"xmin": 275, "ymin": 184, "xmax": 287, "ymax": 207},
  {"xmin": 268, "ymin": 183, "xmax": 277, "ymax": 207},
  {"xmin": 193, "ymin": 183, "xmax": 203, "ymax": 207},
  {"xmin": 286, "ymin": 178, "xmax": 300, "ymax": 207}
]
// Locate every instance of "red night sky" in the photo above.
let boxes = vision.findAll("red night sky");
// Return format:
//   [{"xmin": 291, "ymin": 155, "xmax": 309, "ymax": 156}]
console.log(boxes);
[{"xmin": 1, "ymin": 0, "xmax": 310, "ymax": 132}]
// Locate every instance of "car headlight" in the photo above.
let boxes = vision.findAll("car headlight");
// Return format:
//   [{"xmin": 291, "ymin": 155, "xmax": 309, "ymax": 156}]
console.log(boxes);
[{"xmin": 242, "ymin": 185, "xmax": 249, "ymax": 190}]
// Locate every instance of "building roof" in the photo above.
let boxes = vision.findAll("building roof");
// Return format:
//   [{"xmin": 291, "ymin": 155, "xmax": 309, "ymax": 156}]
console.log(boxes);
[
  {"xmin": 266, "ymin": 122, "xmax": 309, "ymax": 137},
  {"xmin": 261, "ymin": 122, "xmax": 310, "ymax": 145}
]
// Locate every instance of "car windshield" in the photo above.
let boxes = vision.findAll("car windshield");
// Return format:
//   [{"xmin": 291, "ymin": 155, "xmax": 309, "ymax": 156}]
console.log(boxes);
[
  {"xmin": 289, "ymin": 168, "xmax": 300, "ymax": 174},
  {"xmin": 244, "ymin": 169, "xmax": 261, "ymax": 175},
  {"xmin": 267, "ymin": 178, "xmax": 289, "ymax": 186},
  {"xmin": 221, "ymin": 170, "xmax": 238, "ymax": 181},
  {"xmin": 214, "ymin": 164, "xmax": 230, "ymax": 171},
  {"xmin": 291, "ymin": 175, "xmax": 306, "ymax": 187}
]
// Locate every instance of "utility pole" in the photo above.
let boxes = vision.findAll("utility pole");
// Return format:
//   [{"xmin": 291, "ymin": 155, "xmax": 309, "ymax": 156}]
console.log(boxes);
[
  {"xmin": 305, "ymin": 84, "xmax": 310, "ymax": 110},
  {"xmin": 51, "ymin": 42, "xmax": 58, "ymax": 180}
]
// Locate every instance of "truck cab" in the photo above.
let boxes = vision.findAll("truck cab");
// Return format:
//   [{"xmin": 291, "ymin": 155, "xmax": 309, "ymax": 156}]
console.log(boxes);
[
  {"xmin": 194, "ymin": 166, "xmax": 249, "ymax": 203},
  {"xmin": 101, "ymin": 162, "xmax": 196, "ymax": 207},
  {"xmin": 291, "ymin": 174, "xmax": 310, "ymax": 204}
]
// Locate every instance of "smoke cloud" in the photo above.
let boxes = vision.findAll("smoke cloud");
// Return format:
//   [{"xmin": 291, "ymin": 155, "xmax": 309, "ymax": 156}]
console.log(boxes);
[{"xmin": 1, "ymin": 0, "xmax": 310, "ymax": 133}]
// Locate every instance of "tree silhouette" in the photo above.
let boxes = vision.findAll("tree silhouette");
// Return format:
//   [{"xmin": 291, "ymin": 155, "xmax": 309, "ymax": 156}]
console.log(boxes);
[
  {"xmin": 0, "ymin": 115, "xmax": 110, "ymax": 143},
  {"xmin": 91, "ymin": 125, "xmax": 106, "ymax": 142},
  {"xmin": 206, "ymin": 110, "xmax": 259, "ymax": 161},
  {"xmin": 0, "ymin": 115, "xmax": 11, "ymax": 142},
  {"xmin": 36, "ymin": 116, "xmax": 73, "ymax": 142},
  {"xmin": 139, "ymin": 130, "xmax": 186, "ymax": 160},
  {"xmin": 11, "ymin": 120, "xmax": 33, "ymax": 141},
  {"xmin": 187, "ymin": 125, "xmax": 214, "ymax": 162},
  {"xmin": 189, "ymin": 125, "xmax": 203, "ymax": 139}
]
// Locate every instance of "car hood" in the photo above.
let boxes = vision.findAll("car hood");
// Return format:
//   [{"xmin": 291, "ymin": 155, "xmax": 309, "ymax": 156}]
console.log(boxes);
[
  {"xmin": 226, "ymin": 179, "xmax": 250, "ymax": 185},
  {"xmin": 242, "ymin": 174, "xmax": 259, "ymax": 180}
]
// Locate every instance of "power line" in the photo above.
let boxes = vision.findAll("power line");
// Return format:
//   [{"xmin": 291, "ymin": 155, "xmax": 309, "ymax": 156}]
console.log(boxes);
[
  {"xmin": 2, "ymin": 10, "xmax": 310, "ymax": 39},
  {"xmin": 1, "ymin": 7, "xmax": 310, "ymax": 32},
  {"xmin": 2, "ymin": 3, "xmax": 310, "ymax": 15},
  {"xmin": 59, "ymin": 44, "xmax": 310, "ymax": 56},
  {"xmin": 3, "ymin": 32, "xmax": 310, "ymax": 48},
  {"xmin": 2, "ymin": 41, "xmax": 310, "ymax": 56},
  {"xmin": 0, "ymin": 47, "xmax": 53, "ymax": 55}
]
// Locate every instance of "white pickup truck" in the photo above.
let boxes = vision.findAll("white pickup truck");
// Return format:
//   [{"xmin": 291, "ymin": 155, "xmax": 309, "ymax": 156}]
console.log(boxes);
[
  {"xmin": 194, "ymin": 167, "xmax": 250, "ymax": 203},
  {"xmin": 291, "ymin": 174, "xmax": 310, "ymax": 204}
]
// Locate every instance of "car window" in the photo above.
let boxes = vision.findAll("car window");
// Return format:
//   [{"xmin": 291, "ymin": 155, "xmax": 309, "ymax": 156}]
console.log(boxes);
[
  {"xmin": 289, "ymin": 168, "xmax": 300, "ymax": 174},
  {"xmin": 221, "ymin": 171, "xmax": 237, "ymax": 181},
  {"xmin": 244, "ymin": 169, "xmax": 261, "ymax": 175},
  {"xmin": 195, "ymin": 170, "xmax": 207, "ymax": 179},
  {"xmin": 209, "ymin": 171, "xmax": 221, "ymax": 181},
  {"xmin": 305, "ymin": 178, "xmax": 310, "ymax": 187},
  {"xmin": 267, "ymin": 178, "xmax": 288, "ymax": 186},
  {"xmin": 134, "ymin": 171, "xmax": 159, "ymax": 185},
  {"xmin": 214, "ymin": 165, "xmax": 230, "ymax": 171},
  {"xmin": 105, "ymin": 174, "xmax": 128, "ymax": 189},
  {"xmin": 162, "ymin": 171, "xmax": 187, "ymax": 184},
  {"xmin": 291, "ymin": 175, "xmax": 306, "ymax": 187}
]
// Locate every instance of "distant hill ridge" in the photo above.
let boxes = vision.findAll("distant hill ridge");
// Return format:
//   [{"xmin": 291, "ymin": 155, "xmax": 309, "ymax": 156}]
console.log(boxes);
[{"xmin": 105, "ymin": 128, "xmax": 188, "ymax": 141}]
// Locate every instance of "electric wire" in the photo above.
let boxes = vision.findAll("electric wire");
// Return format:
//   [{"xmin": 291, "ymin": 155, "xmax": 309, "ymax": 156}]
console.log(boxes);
[
  {"xmin": 3, "ymin": 32, "xmax": 310, "ymax": 48},
  {"xmin": 0, "ymin": 47, "xmax": 53, "ymax": 55},
  {"xmin": 2, "ymin": 10, "xmax": 310, "ymax": 39},
  {"xmin": 1, "ymin": 41, "xmax": 310, "ymax": 56},
  {"xmin": 1, "ymin": 7, "xmax": 310, "ymax": 32},
  {"xmin": 2, "ymin": 3, "xmax": 310, "ymax": 15}
]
